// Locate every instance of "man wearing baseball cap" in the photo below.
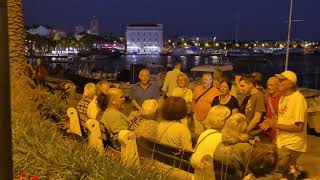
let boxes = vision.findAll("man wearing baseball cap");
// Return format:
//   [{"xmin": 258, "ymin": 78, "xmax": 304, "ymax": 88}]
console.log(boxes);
[{"xmin": 260, "ymin": 70, "xmax": 307, "ymax": 177}]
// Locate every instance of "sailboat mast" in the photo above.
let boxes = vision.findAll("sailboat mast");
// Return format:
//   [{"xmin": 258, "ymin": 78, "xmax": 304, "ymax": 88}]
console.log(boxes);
[{"xmin": 285, "ymin": 0, "xmax": 294, "ymax": 70}]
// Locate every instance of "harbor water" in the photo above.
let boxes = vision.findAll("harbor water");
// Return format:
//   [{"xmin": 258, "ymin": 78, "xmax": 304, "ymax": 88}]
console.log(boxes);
[{"xmin": 44, "ymin": 54, "xmax": 320, "ymax": 89}]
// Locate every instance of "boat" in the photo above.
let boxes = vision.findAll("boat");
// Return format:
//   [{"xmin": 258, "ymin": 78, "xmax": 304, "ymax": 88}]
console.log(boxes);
[
  {"xmin": 190, "ymin": 64, "xmax": 233, "ymax": 72},
  {"xmin": 227, "ymin": 49, "xmax": 264, "ymax": 57},
  {"xmin": 212, "ymin": 49, "xmax": 226, "ymax": 56},
  {"xmin": 78, "ymin": 48, "xmax": 123, "ymax": 58}
]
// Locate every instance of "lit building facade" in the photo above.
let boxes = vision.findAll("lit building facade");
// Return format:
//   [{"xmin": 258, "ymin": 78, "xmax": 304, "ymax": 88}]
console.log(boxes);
[{"xmin": 126, "ymin": 24, "xmax": 163, "ymax": 54}]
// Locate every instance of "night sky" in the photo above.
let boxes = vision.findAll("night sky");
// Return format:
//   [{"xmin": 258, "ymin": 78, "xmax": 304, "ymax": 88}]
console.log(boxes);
[{"xmin": 23, "ymin": 0, "xmax": 320, "ymax": 40}]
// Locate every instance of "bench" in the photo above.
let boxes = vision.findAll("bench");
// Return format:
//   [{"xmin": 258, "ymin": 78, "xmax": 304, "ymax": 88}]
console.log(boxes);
[{"xmin": 136, "ymin": 136, "xmax": 194, "ymax": 173}]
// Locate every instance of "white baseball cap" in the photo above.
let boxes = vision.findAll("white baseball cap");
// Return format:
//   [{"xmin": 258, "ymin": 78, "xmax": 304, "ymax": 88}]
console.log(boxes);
[{"xmin": 275, "ymin": 70, "xmax": 297, "ymax": 84}]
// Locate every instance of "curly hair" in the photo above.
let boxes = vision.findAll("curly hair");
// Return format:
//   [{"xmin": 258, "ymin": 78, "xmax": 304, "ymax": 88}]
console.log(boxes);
[
  {"xmin": 221, "ymin": 113, "xmax": 248, "ymax": 145},
  {"xmin": 142, "ymin": 99, "xmax": 158, "ymax": 120},
  {"xmin": 203, "ymin": 105, "xmax": 231, "ymax": 130}
]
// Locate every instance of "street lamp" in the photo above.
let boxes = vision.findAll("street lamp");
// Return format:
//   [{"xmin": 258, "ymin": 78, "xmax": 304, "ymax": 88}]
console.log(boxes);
[{"xmin": 213, "ymin": 37, "xmax": 216, "ymax": 46}]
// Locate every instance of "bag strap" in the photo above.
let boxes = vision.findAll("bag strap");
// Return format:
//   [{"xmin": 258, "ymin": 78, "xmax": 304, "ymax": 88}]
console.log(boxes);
[
  {"xmin": 157, "ymin": 122, "xmax": 177, "ymax": 142},
  {"xmin": 194, "ymin": 130, "xmax": 218, "ymax": 151},
  {"xmin": 195, "ymin": 85, "xmax": 213, "ymax": 103},
  {"xmin": 267, "ymin": 95, "xmax": 277, "ymax": 118}
]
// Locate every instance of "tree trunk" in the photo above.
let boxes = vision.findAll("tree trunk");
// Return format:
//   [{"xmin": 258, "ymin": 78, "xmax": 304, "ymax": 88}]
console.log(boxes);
[{"xmin": 7, "ymin": 0, "xmax": 36, "ymax": 112}]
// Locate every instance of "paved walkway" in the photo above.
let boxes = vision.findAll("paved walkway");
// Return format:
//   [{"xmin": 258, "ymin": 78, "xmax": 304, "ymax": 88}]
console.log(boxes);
[{"xmin": 299, "ymin": 135, "xmax": 320, "ymax": 179}]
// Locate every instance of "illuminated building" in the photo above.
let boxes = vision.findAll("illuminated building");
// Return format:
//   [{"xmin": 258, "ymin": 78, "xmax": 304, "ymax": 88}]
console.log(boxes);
[{"xmin": 126, "ymin": 24, "xmax": 164, "ymax": 54}]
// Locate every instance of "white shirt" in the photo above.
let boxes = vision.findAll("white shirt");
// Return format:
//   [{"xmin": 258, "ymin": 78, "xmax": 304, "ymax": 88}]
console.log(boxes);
[
  {"xmin": 276, "ymin": 91, "xmax": 307, "ymax": 152},
  {"xmin": 161, "ymin": 69, "xmax": 183, "ymax": 96},
  {"xmin": 87, "ymin": 96, "xmax": 100, "ymax": 120},
  {"xmin": 171, "ymin": 87, "xmax": 193, "ymax": 103}
]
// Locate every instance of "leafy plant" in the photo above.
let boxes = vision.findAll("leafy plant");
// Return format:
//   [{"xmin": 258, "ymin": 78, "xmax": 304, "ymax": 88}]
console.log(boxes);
[
  {"xmin": 35, "ymin": 90, "xmax": 67, "ymax": 122},
  {"xmin": 12, "ymin": 113, "xmax": 168, "ymax": 179}
]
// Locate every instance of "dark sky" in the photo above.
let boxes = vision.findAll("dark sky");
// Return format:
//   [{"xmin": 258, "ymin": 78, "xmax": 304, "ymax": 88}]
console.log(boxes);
[{"xmin": 23, "ymin": 0, "xmax": 320, "ymax": 40}]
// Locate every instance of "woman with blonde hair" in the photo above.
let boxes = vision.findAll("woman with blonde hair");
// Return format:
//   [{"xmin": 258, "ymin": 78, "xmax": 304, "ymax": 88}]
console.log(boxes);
[
  {"xmin": 134, "ymin": 99, "xmax": 159, "ymax": 140},
  {"xmin": 172, "ymin": 73, "xmax": 193, "ymax": 110},
  {"xmin": 221, "ymin": 113, "xmax": 248, "ymax": 145},
  {"xmin": 191, "ymin": 105, "xmax": 231, "ymax": 180},
  {"xmin": 213, "ymin": 113, "xmax": 252, "ymax": 179},
  {"xmin": 203, "ymin": 105, "xmax": 232, "ymax": 131},
  {"xmin": 171, "ymin": 74, "xmax": 193, "ymax": 129}
]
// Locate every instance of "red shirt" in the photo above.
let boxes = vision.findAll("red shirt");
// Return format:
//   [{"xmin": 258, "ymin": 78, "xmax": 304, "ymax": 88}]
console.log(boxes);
[{"xmin": 264, "ymin": 92, "xmax": 283, "ymax": 138}]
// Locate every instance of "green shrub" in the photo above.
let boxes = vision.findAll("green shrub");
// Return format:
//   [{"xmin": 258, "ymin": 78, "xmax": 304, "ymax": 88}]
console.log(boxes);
[
  {"xmin": 12, "ymin": 113, "xmax": 167, "ymax": 179},
  {"xmin": 35, "ymin": 90, "xmax": 68, "ymax": 121}
]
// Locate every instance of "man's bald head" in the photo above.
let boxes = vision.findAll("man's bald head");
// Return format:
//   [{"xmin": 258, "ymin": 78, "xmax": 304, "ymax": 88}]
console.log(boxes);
[
  {"xmin": 107, "ymin": 88, "xmax": 125, "ymax": 109},
  {"xmin": 267, "ymin": 76, "xmax": 280, "ymax": 94}
]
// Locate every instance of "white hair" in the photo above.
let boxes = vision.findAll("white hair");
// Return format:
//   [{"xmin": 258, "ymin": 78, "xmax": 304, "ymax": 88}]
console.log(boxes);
[
  {"xmin": 83, "ymin": 83, "xmax": 96, "ymax": 98},
  {"xmin": 203, "ymin": 105, "xmax": 231, "ymax": 130},
  {"xmin": 142, "ymin": 99, "xmax": 158, "ymax": 120}
]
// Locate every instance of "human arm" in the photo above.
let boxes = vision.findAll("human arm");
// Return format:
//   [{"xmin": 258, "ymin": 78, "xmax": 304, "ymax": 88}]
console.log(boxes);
[
  {"xmin": 132, "ymin": 99, "xmax": 142, "ymax": 111},
  {"xmin": 235, "ymin": 75, "xmax": 241, "ymax": 89},
  {"xmin": 247, "ymin": 93, "xmax": 265, "ymax": 132},
  {"xmin": 247, "ymin": 112, "xmax": 263, "ymax": 132},
  {"xmin": 276, "ymin": 122, "xmax": 304, "ymax": 132},
  {"xmin": 130, "ymin": 85, "xmax": 142, "ymax": 110},
  {"xmin": 161, "ymin": 73, "xmax": 169, "ymax": 94},
  {"xmin": 260, "ymin": 117, "xmax": 304, "ymax": 133}
]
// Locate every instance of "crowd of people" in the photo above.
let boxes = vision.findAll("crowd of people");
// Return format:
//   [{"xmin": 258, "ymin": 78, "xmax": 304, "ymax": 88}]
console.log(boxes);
[{"xmin": 74, "ymin": 60, "xmax": 308, "ymax": 179}]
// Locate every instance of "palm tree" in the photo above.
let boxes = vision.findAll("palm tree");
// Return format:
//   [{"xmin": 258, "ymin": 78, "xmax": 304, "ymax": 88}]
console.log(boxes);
[
  {"xmin": 7, "ymin": 0, "xmax": 27, "ymax": 80},
  {"xmin": 7, "ymin": 0, "xmax": 36, "ymax": 111}
]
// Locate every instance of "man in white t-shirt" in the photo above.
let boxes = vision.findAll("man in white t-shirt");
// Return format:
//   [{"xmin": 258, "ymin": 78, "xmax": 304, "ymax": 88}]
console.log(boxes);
[{"xmin": 260, "ymin": 70, "xmax": 307, "ymax": 176}]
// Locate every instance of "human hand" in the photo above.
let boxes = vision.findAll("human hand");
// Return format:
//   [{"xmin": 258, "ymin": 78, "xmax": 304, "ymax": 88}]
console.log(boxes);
[
  {"xmin": 259, "ymin": 117, "xmax": 275, "ymax": 130},
  {"xmin": 235, "ymin": 75, "xmax": 241, "ymax": 84}
]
